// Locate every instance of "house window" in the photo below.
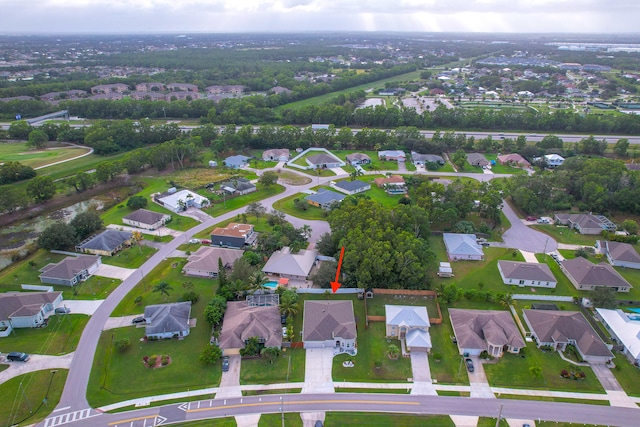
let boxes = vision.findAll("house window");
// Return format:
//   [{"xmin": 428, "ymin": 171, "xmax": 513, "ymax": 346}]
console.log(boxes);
[{"xmin": 519, "ymin": 280, "xmax": 525, "ymax": 285}]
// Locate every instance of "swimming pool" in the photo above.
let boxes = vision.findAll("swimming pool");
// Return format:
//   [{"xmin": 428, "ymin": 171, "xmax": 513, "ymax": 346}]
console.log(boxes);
[{"xmin": 263, "ymin": 281, "xmax": 279, "ymax": 289}]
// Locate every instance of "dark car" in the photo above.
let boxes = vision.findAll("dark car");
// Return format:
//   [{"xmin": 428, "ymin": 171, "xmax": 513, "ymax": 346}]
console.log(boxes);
[
  {"xmin": 132, "ymin": 316, "xmax": 146, "ymax": 324},
  {"xmin": 6, "ymin": 352, "xmax": 30, "ymax": 362},
  {"xmin": 55, "ymin": 307, "xmax": 71, "ymax": 314},
  {"xmin": 281, "ymin": 314, "xmax": 287, "ymax": 325},
  {"xmin": 465, "ymin": 358, "xmax": 474, "ymax": 372},
  {"xmin": 222, "ymin": 356, "xmax": 230, "ymax": 372},
  {"xmin": 526, "ymin": 216, "xmax": 537, "ymax": 221},
  {"xmin": 315, "ymin": 421, "xmax": 324, "ymax": 427}
]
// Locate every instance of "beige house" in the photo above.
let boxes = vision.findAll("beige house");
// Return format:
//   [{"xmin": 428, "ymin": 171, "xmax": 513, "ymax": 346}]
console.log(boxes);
[
  {"xmin": 303, "ymin": 300, "xmax": 357, "ymax": 355},
  {"xmin": 183, "ymin": 247, "xmax": 244, "ymax": 278},
  {"xmin": 561, "ymin": 257, "xmax": 632, "ymax": 292},
  {"xmin": 385, "ymin": 305, "xmax": 431, "ymax": 353},
  {"xmin": 123, "ymin": 209, "xmax": 171, "ymax": 231},
  {"xmin": 449, "ymin": 309, "xmax": 525, "ymax": 357},
  {"xmin": 218, "ymin": 301, "xmax": 282, "ymax": 355}
]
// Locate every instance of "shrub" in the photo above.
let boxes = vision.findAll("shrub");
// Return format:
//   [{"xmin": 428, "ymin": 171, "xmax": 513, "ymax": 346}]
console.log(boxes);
[
  {"xmin": 374, "ymin": 361, "xmax": 382, "ymax": 369},
  {"xmin": 147, "ymin": 355, "xmax": 158, "ymax": 368},
  {"xmin": 181, "ymin": 291, "xmax": 200, "ymax": 304},
  {"xmin": 114, "ymin": 338, "xmax": 131, "ymax": 352},
  {"xmin": 432, "ymin": 352, "xmax": 442, "ymax": 361},
  {"xmin": 134, "ymin": 296, "xmax": 143, "ymax": 305},
  {"xmin": 161, "ymin": 355, "xmax": 170, "ymax": 366},
  {"xmin": 200, "ymin": 345, "xmax": 222, "ymax": 364}
]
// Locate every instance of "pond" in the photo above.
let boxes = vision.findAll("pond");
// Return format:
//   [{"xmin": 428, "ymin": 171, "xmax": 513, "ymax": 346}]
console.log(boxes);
[{"xmin": 0, "ymin": 198, "xmax": 104, "ymax": 270}]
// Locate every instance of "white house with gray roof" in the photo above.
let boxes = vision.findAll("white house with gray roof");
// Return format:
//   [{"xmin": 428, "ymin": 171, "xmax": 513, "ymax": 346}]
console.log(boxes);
[
  {"xmin": 144, "ymin": 302, "xmax": 192, "ymax": 340},
  {"xmin": 305, "ymin": 188, "xmax": 345, "ymax": 209},
  {"xmin": 156, "ymin": 189, "xmax": 210, "ymax": 213},
  {"xmin": 497, "ymin": 260, "xmax": 557, "ymax": 288},
  {"xmin": 303, "ymin": 300, "xmax": 357, "ymax": 355},
  {"xmin": 411, "ymin": 152, "xmax": 444, "ymax": 166},
  {"xmin": 39, "ymin": 255, "xmax": 102, "ymax": 287},
  {"xmin": 76, "ymin": 230, "xmax": 133, "ymax": 256},
  {"xmin": 443, "ymin": 233, "xmax": 484, "ymax": 261},
  {"xmin": 0, "ymin": 292, "xmax": 63, "ymax": 335},
  {"xmin": 330, "ymin": 180, "xmax": 371, "ymax": 196},
  {"xmin": 385, "ymin": 305, "xmax": 431, "ymax": 353},
  {"xmin": 596, "ymin": 240, "xmax": 640, "ymax": 269},
  {"xmin": 306, "ymin": 152, "xmax": 343, "ymax": 169},
  {"xmin": 561, "ymin": 257, "xmax": 632, "ymax": 292},
  {"xmin": 123, "ymin": 209, "xmax": 171, "ymax": 231},
  {"xmin": 262, "ymin": 247, "xmax": 318, "ymax": 280}
]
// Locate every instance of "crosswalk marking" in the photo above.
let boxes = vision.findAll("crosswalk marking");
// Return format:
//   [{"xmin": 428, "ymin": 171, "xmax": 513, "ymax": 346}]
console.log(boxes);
[{"xmin": 44, "ymin": 408, "xmax": 97, "ymax": 427}]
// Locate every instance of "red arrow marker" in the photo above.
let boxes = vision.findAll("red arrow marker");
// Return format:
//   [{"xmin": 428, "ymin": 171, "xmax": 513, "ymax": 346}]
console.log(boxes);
[{"xmin": 330, "ymin": 246, "xmax": 345, "ymax": 293}]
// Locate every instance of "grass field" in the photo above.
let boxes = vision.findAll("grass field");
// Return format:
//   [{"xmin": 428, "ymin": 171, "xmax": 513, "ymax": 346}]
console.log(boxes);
[
  {"xmin": 275, "ymin": 170, "xmax": 312, "ymax": 186},
  {"xmin": 532, "ymin": 224, "xmax": 599, "ymax": 246},
  {"xmin": 0, "ymin": 369, "xmax": 68, "ymax": 427},
  {"xmin": 275, "ymin": 69, "xmax": 423, "ymax": 111},
  {"xmin": 271, "ymin": 193, "xmax": 329, "ymax": 221},
  {"xmin": 202, "ymin": 184, "xmax": 285, "ymax": 217},
  {"xmin": 324, "ymin": 413, "xmax": 455, "ymax": 427},
  {"xmin": 429, "ymin": 306, "xmax": 471, "ymax": 385},
  {"xmin": 331, "ymin": 150, "xmax": 398, "ymax": 171},
  {"xmin": 483, "ymin": 154, "xmax": 528, "ymax": 175},
  {"xmin": 240, "ymin": 347, "xmax": 305, "ymax": 385},
  {"xmin": 100, "ymin": 245, "xmax": 157, "ymax": 268},
  {"xmin": 0, "ymin": 142, "xmax": 91, "ymax": 169},
  {"xmin": 0, "ymin": 314, "xmax": 88, "ymax": 355}
]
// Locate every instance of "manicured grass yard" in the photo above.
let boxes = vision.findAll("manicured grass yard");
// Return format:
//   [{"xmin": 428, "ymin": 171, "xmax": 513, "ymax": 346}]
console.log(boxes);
[
  {"xmin": 483, "ymin": 342, "xmax": 604, "ymax": 393},
  {"xmin": 610, "ymin": 354, "xmax": 640, "ymax": 397},
  {"xmin": 100, "ymin": 245, "xmax": 157, "ymax": 268},
  {"xmin": 0, "ymin": 142, "xmax": 91, "ymax": 169},
  {"xmin": 0, "ymin": 249, "xmax": 121, "ymax": 300},
  {"xmin": 87, "ymin": 262, "xmax": 218, "ymax": 407},
  {"xmin": 366, "ymin": 294, "xmax": 440, "ymax": 319},
  {"xmin": 0, "ymin": 369, "xmax": 68, "ymax": 427},
  {"xmin": 429, "ymin": 306, "xmax": 470, "ymax": 385},
  {"xmin": 275, "ymin": 170, "xmax": 312, "ymax": 186},
  {"xmin": 483, "ymin": 154, "xmax": 527, "ymax": 175},
  {"xmin": 240, "ymin": 347, "xmax": 305, "ymax": 385},
  {"xmin": 258, "ymin": 413, "xmax": 301, "ymax": 427},
  {"xmin": 532, "ymin": 224, "xmax": 599, "ymax": 246},
  {"xmin": 285, "ymin": 166, "xmax": 336, "ymax": 177},
  {"xmin": 0, "ymin": 314, "xmax": 88, "ymax": 355},
  {"xmin": 203, "ymin": 184, "xmax": 285, "ymax": 217},
  {"xmin": 272, "ymin": 193, "xmax": 330, "ymax": 221},
  {"xmin": 331, "ymin": 150, "xmax": 398, "ymax": 171},
  {"xmin": 325, "ymin": 413, "xmax": 455, "ymax": 426}
]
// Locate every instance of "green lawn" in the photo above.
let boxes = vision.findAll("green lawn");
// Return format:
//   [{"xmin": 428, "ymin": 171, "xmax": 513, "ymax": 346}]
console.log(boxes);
[
  {"xmin": 477, "ymin": 418, "xmax": 509, "ymax": 427},
  {"xmin": 111, "ymin": 257, "xmax": 215, "ymax": 317},
  {"xmin": 272, "ymin": 193, "xmax": 330, "ymax": 221},
  {"xmin": 250, "ymin": 159, "xmax": 279, "ymax": 170},
  {"xmin": 610, "ymin": 354, "xmax": 640, "ymax": 397},
  {"xmin": 0, "ymin": 314, "xmax": 88, "ymax": 355},
  {"xmin": 331, "ymin": 150, "xmax": 398, "ymax": 172},
  {"xmin": 172, "ymin": 419, "xmax": 236, "ymax": 427},
  {"xmin": 101, "ymin": 245, "xmax": 157, "ymax": 268},
  {"xmin": 429, "ymin": 306, "xmax": 470, "ymax": 385},
  {"xmin": 202, "ymin": 184, "xmax": 285, "ymax": 217},
  {"xmin": 483, "ymin": 342, "xmax": 604, "ymax": 393},
  {"xmin": 0, "ymin": 250, "xmax": 121, "ymax": 300},
  {"xmin": 87, "ymin": 266, "xmax": 218, "ymax": 407},
  {"xmin": 0, "ymin": 369, "xmax": 68, "ymax": 427},
  {"xmin": 258, "ymin": 413, "xmax": 302, "ymax": 427},
  {"xmin": 240, "ymin": 347, "xmax": 306, "ymax": 385},
  {"xmin": 0, "ymin": 142, "xmax": 91, "ymax": 169},
  {"xmin": 483, "ymin": 154, "xmax": 528, "ymax": 175},
  {"xmin": 533, "ymin": 224, "xmax": 599, "ymax": 246},
  {"xmin": 275, "ymin": 170, "xmax": 312, "ymax": 186},
  {"xmin": 195, "ymin": 213, "xmax": 276, "ymax": 240},
  {"xmin": 285, "ymin": 166, "xmax": 336, "ymax": 177},
  {"xmin": 366, "ymin": 294, "xmax": 440, "ymax": 318},
  {"xmin": 324, "ymin": 413, "xmax": 455, "ymax": 427}
]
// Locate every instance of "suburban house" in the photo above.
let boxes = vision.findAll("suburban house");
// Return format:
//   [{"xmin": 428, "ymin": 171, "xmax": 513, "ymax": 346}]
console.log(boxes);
[
  {"xmin": 561, "ymin": 257, "xmax": 632, "ymax": 292},
  {"xmin": 466, "ymin": 153, "xmax": 490, "ymax": 167},
  {"xmin": 76, "ymin": 230, "xmax": 133, "ymax": 256},
  {"xmin": 210, "ymin": 223, "xmax": 255, "ymax": 248},
  {"xmin": 523, "ymin": 309, "xmax": 613, "ymax": 363},
  {"xmin": 443, "ymin": 233, "xmax": 484, "ymax": 261},
  {"xmin": 497, "ymin": 153, "xmax": 531, "ymax": 168},
  {"xmin": 220, "ymin": 178, "xmax": 257, "ymax": 195},
  {"xmin": 449, "ymin": 309, "xmax": 525, "ymax": 357},
  {"xmin": 0, "ymin": 292, "xmax": 63, "ymax": 335},
  {"xmin": 596, "ymin": 308, "xmax": 640, "ymax": 365},
  {"xmin": 596, "ymin": 240, "xmax": 640, "ymax": 269},
  {"xmin": 373, "ymin": 175, "xmax": 406, "ymax": 194},
  {"xmin": 346, "ymin": 153, "xmax": 371, "ymax": 166},
  {"xmin": 305, "ymin": 188, "xmax": 345, "ymax": 209},
  {"xmin": 135, "ymin": 82, "xmax": 165, "ymax": 92},
  {"xmin": 378, "ymin": 150, "xmax": 406, "ymax": 162},
  {"xmin": 306, "ymin": 152, "xmax": 343, "ymax": 169},
  {"xmin": 218, "ymin": 301, "xmax": 282, "ymax": 355},
  {"xmin": 123, "ymin": 209, "xmax": 171, "ymax": 231},
  {"xmin": 182, "ymin": 247, "xmax": 244, "ymax": 278},
  {"xmin": 224, "ymin": 155, "xmax": 251, "ymax": 169},
  {"xmin": 262, "ymin": 149, "xmax": 290, "ymax": 162},
  {"xmin": 39, "ymin": 255, "xmax": 102, "ymax": 287},
  {"xmin": 554, "ymin": 213, "xmax": 617, "ymax": 235},
  {"xmin": 90, "ymin": 83, "xmax": 129, "ymax": 94},
  {"xmin": 155, "ymin": 189, "xmax": 210, "ymax": 213},
  {"xmin": 411, "ymin": 152, "xmax": 444, "ymax": 166},
  {"xmin": 385, "ymin": 305, "xmax": 432, "ymax": 353},
  {"xmin": 330, "ymin": 180, "xmax": 371, "ymax": 196},
  {"xmin": 303, "ymin": 300, "xmax": 357, "ymax": 355},
  {"xmin": 497, "ymin": 260, "xmax": 557, "ymax": 288},
  {"xmin": 262, "ymin": 247, "xmax": 318, "ymax": 280},
  {"xmin": 144, "ymin": 302, "xmax": 192, "ymax": 339},
  {"xmin": 533, "ymin": 153, "xmax": 565, "ymax": 167},
  {"xmin": 166, "ymin": 83, "xmax": 199, "ymax": 92}
]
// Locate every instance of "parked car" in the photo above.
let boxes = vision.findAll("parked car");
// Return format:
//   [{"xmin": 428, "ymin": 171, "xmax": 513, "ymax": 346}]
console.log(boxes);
[
  {"xmin": 54, "ymin": 307, "xmax": 71, "ymax": 314},
  {"xmin": 201, "ymin": 239, "xmax": 211, "ymax": 245},
  {"xmin": 315, "ymin": 421, "xmax": 324, "ymax": 427},
  {"xmin": 222, "ymin": 356, "xmax": 230, "ymax": 372},
  {"xmin": 526, "ymin": 216, "xmax": 537, "ymax": 221},
  {"xmin": 132, "ymin": 316, "xmax": 146, "ymax": 324},
  {"xmin": 465, "ymin": 358, "xmax": 474, "ymax": 372},
  {"xmin": 281, "ymin": 314, "xmax": 287, "ymax": 325},
  {"xmin": 479, "ymin": 241, "xmax": 490, "ymax": 247},
  {"xmin": 189, "ymin": 238, "xmax": 200, "ymax": 244},
  {"xmin": 6, "ymin": 352, "xmax": 30, "ymax": 362},
  {"xmin": 282, "ymin": 327, "xmax": 289, "ymax": 338},
  {"xmin": 537, "ymin": 218, "xmax": 550, "ymax": 224}
]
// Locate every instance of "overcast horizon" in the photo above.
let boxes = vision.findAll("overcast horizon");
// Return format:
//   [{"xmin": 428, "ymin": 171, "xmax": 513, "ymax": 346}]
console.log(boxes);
[{"xmin": 1, "ymin": 0, "xmax": 639, "ymax": 35}]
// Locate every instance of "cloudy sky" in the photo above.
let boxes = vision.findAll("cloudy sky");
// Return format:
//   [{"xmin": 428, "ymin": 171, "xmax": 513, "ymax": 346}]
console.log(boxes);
[{"xmin": 0, "ymin": 0, "xmax": 638, "ymax": 34}]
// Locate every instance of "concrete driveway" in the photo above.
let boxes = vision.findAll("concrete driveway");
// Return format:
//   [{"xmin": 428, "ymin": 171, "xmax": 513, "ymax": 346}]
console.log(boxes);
[
  {"xmin": 103, "ymin": 315, "xmax": 144, "ymax": 330},
  {"xmin": 466, "ymin": 356, "xmax": 494, "ymax": 398},
  {"xmin": 94, "ymin": 264, "xmax": 136, "ymax": 280},
  {"xmin": 501, "ymin": 200, "xmax": 558, "ymax": 253},
  {"xmin": 410, "ymin": 351, "xmax": 438, "ymax": 395},
  {"xmin": 302, "ymin": 348, "xmax": 334, "ymax": 394},
  {"xmin": 53, "ymin": 300, "xmax": 103, "ymax": 316},
  {"xmin": 0, "ymin": 353, "xmax": 75, "ymax": 384},
  {"xmin": 216, "ymin": 354, "xmax": 242, "ymax": 398}
]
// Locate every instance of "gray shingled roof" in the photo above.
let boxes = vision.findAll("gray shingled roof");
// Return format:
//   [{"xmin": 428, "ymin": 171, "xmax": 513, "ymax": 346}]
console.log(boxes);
[
  {"xmin": 77, "ymin": 230, "xmax": 132, "ymax": 252},
  {"xmin": 307, "ymin": 153, "xmax": 341, "ymax": 165},
  {"xmin": 449, "ymin": 309, "xmax": 525, "ymax": 350},
  {"xmin": 524, "ymin": 309, "xmax": 613, "ymax": 358},
  {"xmin": 144, "ymin": 302, "xmax": 191, "ymax": 336},
  {"xmin": 334, "ymin": 180, "xmax": 370, "ymax": 193},
  {"xmin": 443, "ymin": 233, "xmax": 484, "ymax": 257},
  {"xmin": 604, "ymin": 241, "xmax": 640, "ymax": 264},
  {"xmin": 123, "ymin": 209, "xmax": 168, "ymax": 225},
  {"xmin": 184, "ymin": 247, "xmax": 244, "ymax": 273},
  {"xmin": 0, "ymin": 292, "xmax": 62, "ymax": 320},
  {"xmin": 498, "ymin": 260, "xmax": 556, "ymax": 282},
  {"xmin": 562, "ymin": 257, "xmax": 632, "ymax": 289},
  {"xmin": 303, "ymin": 300, "xmax": 356, "ymax": 341},
  {"xmin": 305, "ymin": 189, "xmax": 345, "ymax": 205},
  {"xmin": 219, "ymin": 301, "xmax": 282, "ymax": 349},
  {"xmin": 39, "ymin": 255, "xmax": 100, "ymax": 281},
  {"xmin": 385, "ymin": 305, "xmax": 430, "ymax": 328},
  {"xmin": 262, "ymin": 247, "xmax": 318, "ymax": 277}
]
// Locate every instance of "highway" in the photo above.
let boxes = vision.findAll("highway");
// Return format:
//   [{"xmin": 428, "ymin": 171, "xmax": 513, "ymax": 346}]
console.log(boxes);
[{"xmin": 46, "ymin": 393, "xmax": 640, "ymax": 427}]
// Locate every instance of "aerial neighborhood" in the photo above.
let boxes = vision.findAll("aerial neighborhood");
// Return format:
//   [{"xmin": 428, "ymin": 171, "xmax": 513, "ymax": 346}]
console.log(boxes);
[{"xmin": 1, "ymin": 32, "xmax": 640, "ymax": 427}]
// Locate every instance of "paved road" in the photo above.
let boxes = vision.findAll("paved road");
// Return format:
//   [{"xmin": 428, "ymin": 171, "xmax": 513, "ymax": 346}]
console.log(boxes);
[
  {"xmin": 500, "ymin": 199, "xmax": 558, "ymax": 253},
  {"xmin": 46, "ymin": 393, "xmax": 640, "ymax": 427}
]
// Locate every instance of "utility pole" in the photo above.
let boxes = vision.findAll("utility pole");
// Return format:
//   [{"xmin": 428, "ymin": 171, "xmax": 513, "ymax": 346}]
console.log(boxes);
[
  {"xmin": 495, "ymin": 403, "xmax": 503, "ymax": 427},
  {"xmin": 280, "ymin": 395, "xmax": 284, "ymax": 427}
]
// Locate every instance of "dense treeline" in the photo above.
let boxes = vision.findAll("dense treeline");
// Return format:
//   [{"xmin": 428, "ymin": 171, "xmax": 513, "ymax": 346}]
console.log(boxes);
[
  {"xmin": 0, "ymin": 161, "xmax": 36, "ymax": 184},
  {"xmin": 507, "ymin": 157, "xmax": 640, "ymax": 216}
]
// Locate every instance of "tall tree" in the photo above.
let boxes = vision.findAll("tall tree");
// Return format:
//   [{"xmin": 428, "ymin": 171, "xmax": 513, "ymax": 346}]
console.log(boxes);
[
  {"xmin": 153, "ymin": 281, "xmax": 173, "ymax": 301},
  {"xmin": 26, "ymin": 175, "xmax": 56, "ymax": 202}
]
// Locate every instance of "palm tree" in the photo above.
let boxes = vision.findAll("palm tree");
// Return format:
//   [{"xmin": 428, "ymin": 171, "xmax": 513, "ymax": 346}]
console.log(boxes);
[
  {"xmin": 301, "ymin": 224, "xmax": 312, "ymax": 240},
  {"xmin": 280, "ymin": 296, "xmax": 299, "ymax": 318},
  {"xmin": 248, "ymin": 271, "xmax": 268, "ymax": 294},
  {"xmin": 349, "ymin": 169, "xmax": 363, "ymax": 181},
  {"xmin": 153, "ymin": 281, "xmax": 173, "ymax": 301},
  {"xmin": 260, "ymin": 346, "xmax": 282, "ymax": 364}
]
